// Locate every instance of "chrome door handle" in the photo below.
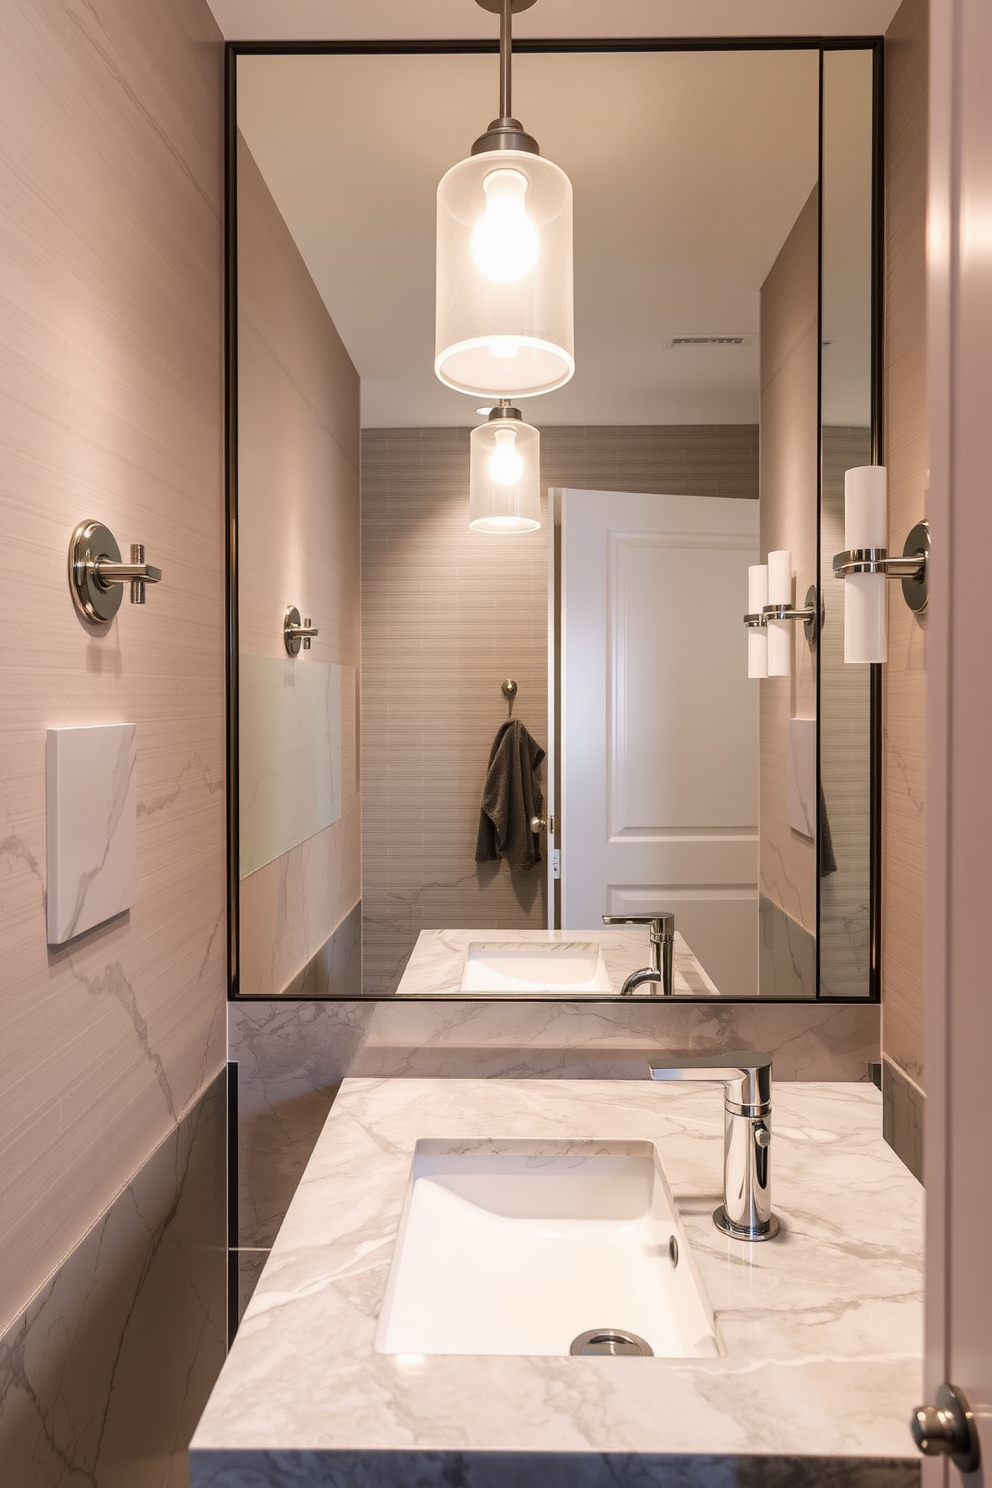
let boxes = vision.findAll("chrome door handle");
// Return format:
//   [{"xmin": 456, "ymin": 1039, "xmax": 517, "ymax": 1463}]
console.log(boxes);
[{"xmin": 911, "ymin": 1383, "xmax": 980, "ymax": 1472}]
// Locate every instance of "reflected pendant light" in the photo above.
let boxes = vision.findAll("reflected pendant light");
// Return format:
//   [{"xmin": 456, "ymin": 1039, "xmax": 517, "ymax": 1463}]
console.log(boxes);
[
  {"xmin": 435, "ymin": 0, "xmax": 574, "ymax": 399},
  {"xmin": 469, "ymin": 402, "xmax": 541, "ymax": 532}
]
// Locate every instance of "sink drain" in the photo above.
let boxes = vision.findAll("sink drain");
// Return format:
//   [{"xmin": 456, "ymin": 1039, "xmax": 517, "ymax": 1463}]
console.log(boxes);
[{"xmin": 569, "ymin": 1329, "xmax": 654, "ymax": 1357}]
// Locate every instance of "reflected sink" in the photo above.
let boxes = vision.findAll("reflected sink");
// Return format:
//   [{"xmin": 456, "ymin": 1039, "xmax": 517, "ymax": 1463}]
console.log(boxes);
[
  {"xmin": 458, "ymin": 941, "xmax": 613, "ymax": 993},
  {"xmin": 374, "ymin": 1140, "xmax": 721, "ymax": 1358}
]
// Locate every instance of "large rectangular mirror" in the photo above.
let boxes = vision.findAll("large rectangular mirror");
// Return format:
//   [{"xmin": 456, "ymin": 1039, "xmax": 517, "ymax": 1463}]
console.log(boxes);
[{"xmin": 226, "ymin": 39, "xmax": 881, "ymax": 1001}]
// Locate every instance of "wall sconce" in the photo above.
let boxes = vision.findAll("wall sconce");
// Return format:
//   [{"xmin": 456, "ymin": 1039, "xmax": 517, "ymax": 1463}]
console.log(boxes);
[
  {"xmin": 469, "ymin": 402, "xmax": 540, "ymax": 532},
  {"xmin": 743, "ymin": 550, "xmax": 819, "ymax": 679},
  {"xmin": 434, "ymin": 0, "xmax": 574, "ymax": 399},
  {"xmin": 832, "ymin": 466, "xmax": 930, "ymax": 663},
  {"xmin": 69, "ymin": 520, "xmax": 162, "ymax": 625},
  {"xmin": 745, "ymin": 564, "xmax": 768, "ymax": 678}
]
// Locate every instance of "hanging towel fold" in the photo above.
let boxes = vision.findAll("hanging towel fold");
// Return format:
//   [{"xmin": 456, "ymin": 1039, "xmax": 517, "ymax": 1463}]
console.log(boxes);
[{"xmin": 475, "ymin": 719, "xmax": 546, "ymax": 871}]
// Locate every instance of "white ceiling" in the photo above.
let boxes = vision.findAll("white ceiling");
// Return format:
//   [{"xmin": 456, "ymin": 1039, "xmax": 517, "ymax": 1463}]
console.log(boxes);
[
  {"xmin": 207, "ymin": 1, "xmax": 900, "ymax": 44},
  {"xmin": 231, "ymin": 3, "xmax": 890, "ymax": 428}
]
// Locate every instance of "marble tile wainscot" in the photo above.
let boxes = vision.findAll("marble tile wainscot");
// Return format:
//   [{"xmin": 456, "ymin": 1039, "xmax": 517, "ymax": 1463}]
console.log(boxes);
[
  {"xmin": 0, "ymin": 1070, "xmax": 227, "ymax": 1487},
  {"xmin": 192, "ymin": 1078, "xmax": 921, "ymax": 1487},
  {"xmin": 229, "ymin": 997, "xmax": 879, "ymax": 1320}
]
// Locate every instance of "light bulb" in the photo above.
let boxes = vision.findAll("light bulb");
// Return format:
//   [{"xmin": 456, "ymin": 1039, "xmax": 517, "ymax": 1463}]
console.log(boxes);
[
  {"xmin": 470, "ymin": 169, "xmax": 539, "ymax": 284},
  {"xmin": 488, "ymin": 425, "xmax": 524, "ymax": 486}
]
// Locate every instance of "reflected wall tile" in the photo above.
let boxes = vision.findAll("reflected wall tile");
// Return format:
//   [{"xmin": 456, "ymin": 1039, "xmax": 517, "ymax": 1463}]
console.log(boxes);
[{"xmin": 361, "ymin": 423, "xmax": 758, "ymax": 997}]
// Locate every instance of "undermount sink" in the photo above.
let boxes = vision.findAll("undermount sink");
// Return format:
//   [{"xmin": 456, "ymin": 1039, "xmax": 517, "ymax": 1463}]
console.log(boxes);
[
  {"xmin": 457, "ymin": 941, "xmax": 613, "ymax": 993},
  {"xmin": 374, "ymin": 1139, "xmax": 721, "ymax": 1358}
]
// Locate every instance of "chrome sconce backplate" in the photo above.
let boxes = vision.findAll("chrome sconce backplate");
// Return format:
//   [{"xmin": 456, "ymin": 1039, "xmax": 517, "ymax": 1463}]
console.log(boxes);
[{"xmin": 69, "ymin": 520, "xmax": 163, "ymax": 626}]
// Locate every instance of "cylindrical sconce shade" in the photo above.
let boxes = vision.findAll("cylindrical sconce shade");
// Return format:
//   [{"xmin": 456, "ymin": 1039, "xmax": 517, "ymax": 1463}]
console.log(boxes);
[
  {"xmin": 766, "ymin": 549, "xmax": 792, "ymax": 677},
  {"xmin": 469, "ymin": 414, "xmax": 541, "ymax": 533},
  {"xmin": 748, "ymin": 564, "xmax": 768, "ymax": 678},
  {"xmin": 844, "ymin": 466, "xmax": 887, "ymax": 663},
  {"xmin": 436, "ymin": 150, "xmax": 574, "ymax": 398}
]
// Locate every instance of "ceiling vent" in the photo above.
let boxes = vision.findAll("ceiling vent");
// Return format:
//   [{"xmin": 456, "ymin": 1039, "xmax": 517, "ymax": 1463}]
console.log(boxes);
[{"xmin": 663, "ymin": 334, "xmax": 755, "ymax": 348}]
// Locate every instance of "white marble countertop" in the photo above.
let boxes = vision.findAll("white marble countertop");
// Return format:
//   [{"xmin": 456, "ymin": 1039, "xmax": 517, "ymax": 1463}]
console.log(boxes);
[
  {"xmin": 395, "ymin": 927, "xmax": 721, "ymax": 997},
  {"xmin": 191, "ymin": 1078, "xmax": 922, "ymax": 1486}
]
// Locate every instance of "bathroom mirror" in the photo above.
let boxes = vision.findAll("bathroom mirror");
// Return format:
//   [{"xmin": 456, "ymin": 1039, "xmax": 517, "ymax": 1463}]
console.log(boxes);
[{"xmin": 226, "ymin": 40, "xmax": 881, "ymax": 1002}]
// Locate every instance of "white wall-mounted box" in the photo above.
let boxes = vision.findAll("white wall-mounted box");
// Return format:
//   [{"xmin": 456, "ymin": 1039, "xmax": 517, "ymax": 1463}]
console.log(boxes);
[{"xmin": 46, "ymin": 724, "xmax": 138, "ymax": 945}]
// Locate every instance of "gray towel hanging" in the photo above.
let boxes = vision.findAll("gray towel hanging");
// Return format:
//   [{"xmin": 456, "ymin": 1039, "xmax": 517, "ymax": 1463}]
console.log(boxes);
[{"xmin": 475, "ymin": 719, "xmax": 546, "ymax": 871}]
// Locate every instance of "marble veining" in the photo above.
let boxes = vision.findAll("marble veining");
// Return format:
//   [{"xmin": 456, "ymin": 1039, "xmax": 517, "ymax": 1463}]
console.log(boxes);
[
  {"xmin": 0, "ymin": 1072, "xmax": 227, "ymax": 1486},
  {"xmin": 396, "ymin": 927, "xmax": 720, "ymax": 999},
  {"xmin": 193, "ymin": 1078, "xmax": 921, "ymax": 1486},
  {"xmin": 46, "ymin": 723, "xmax": 138, "ymax": 944}
]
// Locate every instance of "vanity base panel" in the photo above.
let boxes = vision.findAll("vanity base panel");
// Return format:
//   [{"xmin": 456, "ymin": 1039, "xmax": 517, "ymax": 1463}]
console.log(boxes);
[{"xmin": 191, "ymin": 1449, "xmax": 918, "ymax": 1487}]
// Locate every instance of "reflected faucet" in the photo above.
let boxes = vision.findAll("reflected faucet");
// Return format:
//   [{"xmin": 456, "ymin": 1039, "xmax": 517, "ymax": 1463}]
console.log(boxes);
[
  {"xmin": 602, "ymin": 913, "xmax": 675, "ymax": 996},
  {"xmin": 648, "ymin": 1052, "xmax": 778, "ymax": 1242}
]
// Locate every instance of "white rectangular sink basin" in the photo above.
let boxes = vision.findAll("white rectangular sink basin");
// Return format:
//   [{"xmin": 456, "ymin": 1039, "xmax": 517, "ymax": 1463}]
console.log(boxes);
[
  {"xmin": 374, "ymin": 1140, "xmax": 721, "ymax": 1359},
  {"xmin": 458, "ymin": 942, "xmax": 613, "ymax": 993}
]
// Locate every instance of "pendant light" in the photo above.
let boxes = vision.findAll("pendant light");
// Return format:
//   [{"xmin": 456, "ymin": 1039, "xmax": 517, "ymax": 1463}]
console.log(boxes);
[
  {"xmin": 469, "ymin": 401, "xmax": 541, "ymax": 532},
  {"xmin": 435, "ymin": 0, "xmax": 574, "ymax": 399}
]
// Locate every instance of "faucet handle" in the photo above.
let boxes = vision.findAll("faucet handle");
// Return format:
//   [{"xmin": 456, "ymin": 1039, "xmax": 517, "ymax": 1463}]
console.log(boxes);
[
  {"xmin": 603, "ymin": 912, "xmax": 675, "ymax": 941},
  {"xmin": 648, "ymin": 1051, "xmax": 772, "ymax": 1114}
]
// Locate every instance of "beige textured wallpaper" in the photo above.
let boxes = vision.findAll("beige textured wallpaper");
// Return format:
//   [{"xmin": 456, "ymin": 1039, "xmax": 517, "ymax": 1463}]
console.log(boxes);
[
  {"xmin": 237, "ymin": 138, "xmax": 362, "ymax": 995},
  {"xmin": 361, "ymin": 425, "xmax": 758, "ymax": 996},
  {"xmin": 758, "ymin": 188, "xmax": 820, "ymax": 946},
  {"xmin": 881, "ymin": 0, "xmax": 928, "ymax": 1089},
  {"xmin": 0, "ymin": 0, "xmax": 225, "ymax": 1330}
]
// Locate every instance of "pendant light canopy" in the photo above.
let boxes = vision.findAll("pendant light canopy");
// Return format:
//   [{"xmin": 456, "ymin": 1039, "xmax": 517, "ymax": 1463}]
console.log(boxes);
[
  {"xmin": 469, "ymin": 402, "xmax": 541, "ymax": 532},
  {"xmin": 435, "ymin": 0, "xmax": 574, "ymax": 399}
]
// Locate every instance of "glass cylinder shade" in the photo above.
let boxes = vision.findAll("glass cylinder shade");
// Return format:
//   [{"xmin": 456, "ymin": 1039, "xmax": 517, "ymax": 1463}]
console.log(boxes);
[
  {"xmin": 436, "ymin": 149, "xmax": 574, "ymax": 398},
  {"xmin": 469, "ymin": 417, "xmax": 540, "ymax": 533}
]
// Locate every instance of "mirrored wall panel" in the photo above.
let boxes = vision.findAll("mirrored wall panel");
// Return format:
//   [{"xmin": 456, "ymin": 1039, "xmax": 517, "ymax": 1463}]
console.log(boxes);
[{"xmin": 227, "ymin": 41, "xmax": 880, "ymax": 1002}]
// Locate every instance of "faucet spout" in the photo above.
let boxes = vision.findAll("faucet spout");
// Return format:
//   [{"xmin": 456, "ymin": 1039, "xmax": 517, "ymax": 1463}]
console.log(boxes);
[
  {"xmin": 603, "ymin": 912, "xmax": 675, "ymax": 996},
  {"xmin": 647, "ymin": 1051, "xmax": 778, "ymax": 1242}
]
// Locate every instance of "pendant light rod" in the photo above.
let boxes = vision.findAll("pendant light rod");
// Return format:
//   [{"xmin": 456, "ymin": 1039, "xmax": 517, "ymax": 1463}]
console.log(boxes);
[
  {"xmin": 472, "ymin": 0, "xmax": 539, "ymax": 155},
  {"xmin": 499, "ymin": 0, "xmax": 512, "ymax": 123}
]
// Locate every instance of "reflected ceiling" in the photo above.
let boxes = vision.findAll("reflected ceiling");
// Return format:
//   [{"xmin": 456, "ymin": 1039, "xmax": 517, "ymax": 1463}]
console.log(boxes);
[{"xmin": 239, "ymin": 49, "xmax": 822, "ymax": 426}]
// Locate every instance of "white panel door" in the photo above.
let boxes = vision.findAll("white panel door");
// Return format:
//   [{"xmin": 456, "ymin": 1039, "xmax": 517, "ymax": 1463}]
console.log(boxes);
[{"xmin": 558, "ymin": 488, "xmax": 759, "ymax": 996}]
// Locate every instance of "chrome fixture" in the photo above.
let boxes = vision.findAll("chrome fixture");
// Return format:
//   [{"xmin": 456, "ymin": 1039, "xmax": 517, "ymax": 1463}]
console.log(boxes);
[
  {"xmin": 831, "ymin": 466, "xmax": 930, "ymax": 663},
  {"xmin": 911, "ymin": 1383, "xmax": 980, "ymax": 1472},
  {"xmin": 743, "ymin": 552, "xmax": 819, "ymax": 679},
  {"xmin": 603, "ymin": 913, "xmax": 675, "ymax": 997},
  {"xmin": 501, "ymin": 677, "xmax": 517, "ymax": 716},
  {"xmin": 647, "ymin": 1052, "xmax": 779, "ymax": 1241},
  {"xmin": 529, "ymin": 814, "xmax": 551, "ymax": 834},
  {"xmin": 743, "ymin": 592, "xmax": 820, "ymax": 644},
  {"xmin": 762, "ymin": 587, "xmax": 821, "ymax": 645},
  {"xmin": 434, "ymin": 0, "xmax": 574, "ymax": 399},
  {"xmin": 570, "ymin": 1329, "xmax": 654, "ymax": 1358},
  {"xmin": 833, "ymin": 521, "xmax": 930, "ymax": 610},
  {"xmin": 284, "ymin": 606, "xmax": 319, "ymax": 657},
  {"xmin": 68, "ymin": 520, "xmax": 162, "ymax": 625}
]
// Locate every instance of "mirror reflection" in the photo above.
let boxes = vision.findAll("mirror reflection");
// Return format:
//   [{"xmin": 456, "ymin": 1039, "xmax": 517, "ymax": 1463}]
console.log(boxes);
[{"xmin": 230, "ymin": 43, "xmax": 877, "ymax": 1001}]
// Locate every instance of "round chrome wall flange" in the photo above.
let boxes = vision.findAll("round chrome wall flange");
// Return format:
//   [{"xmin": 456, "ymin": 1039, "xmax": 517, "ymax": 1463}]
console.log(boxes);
[
  {"xmin": 68, "ymin": 520, "xmax": 124, "ymax": 625},
  {"xmin": 475, "ymin": 0, "xmax": 538, "ymax": 12},
  {"xmin": 901, "ymin": 520, "xmax": 930, "ymax": 614},
  {"xmin": 803, "ymin": 584, "xmax": 823, "ymax": 645}
]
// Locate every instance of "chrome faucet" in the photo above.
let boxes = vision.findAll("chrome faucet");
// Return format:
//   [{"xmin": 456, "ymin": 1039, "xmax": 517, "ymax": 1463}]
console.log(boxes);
[
  {"xmin": 648, "ymin": 1052, "xmax": 779, "ymax": 1242},
  {"xmin": 602, "ymin": 913, "xmax": 675, "ymax": 996}
]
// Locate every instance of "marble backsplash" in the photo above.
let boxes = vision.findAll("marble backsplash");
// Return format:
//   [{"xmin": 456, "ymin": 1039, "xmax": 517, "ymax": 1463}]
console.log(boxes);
[{"xmin": 0, "ymin": 1070, "xmax": 227, "ymax": 1486}]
